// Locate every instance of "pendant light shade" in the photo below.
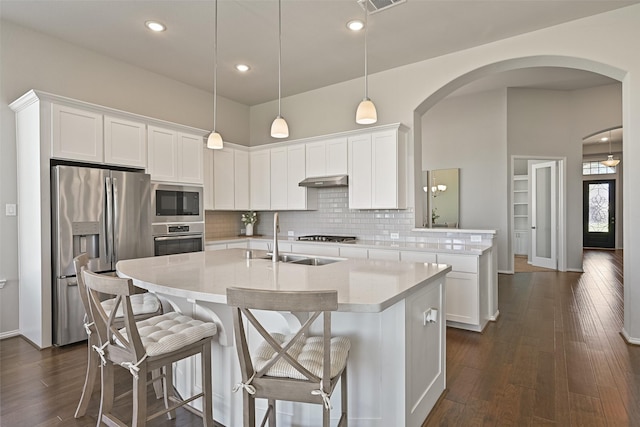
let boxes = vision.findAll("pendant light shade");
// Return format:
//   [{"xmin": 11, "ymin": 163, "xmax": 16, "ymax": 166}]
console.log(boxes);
[
  {"xmin": 355, "ymin": 3, "xmax": 377, "ymax": 125},
  {"xmin": 271, "ymin": 115, "xmax": 289, "ymax": 138},
  {"xmin": 600, "ymin": 130, "xmax": 620, "ymax": 167},
  {"xmin": 208, "ymin": 0, "xmax": 223, "ymax": 149},
  {"xmin": 356, "ymin": 98, "xmax": 377, "ymax": 124},
  {"xmin": 207, "ymin": 131, "xmax": 223, "ymax": 149},
  {"xmin": 271, "ymin": 0, "xmax": 289, "ymax": 138}
]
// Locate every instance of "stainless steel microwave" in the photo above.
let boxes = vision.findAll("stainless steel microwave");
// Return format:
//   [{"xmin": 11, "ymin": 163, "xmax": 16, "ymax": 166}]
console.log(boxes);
[{"xmin": 151, "ymin": 183, "xmax": 203, "ymax": 223}]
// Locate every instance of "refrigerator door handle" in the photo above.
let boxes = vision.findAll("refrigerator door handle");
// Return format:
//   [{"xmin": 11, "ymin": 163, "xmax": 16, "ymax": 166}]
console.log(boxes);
[
  {"xmin": 112, "ymin": 177, "xmax": 118, "ymax": 262},
  {"xmin": 105, "ymin": 176, "xmax": 113, "ymax": 264}
]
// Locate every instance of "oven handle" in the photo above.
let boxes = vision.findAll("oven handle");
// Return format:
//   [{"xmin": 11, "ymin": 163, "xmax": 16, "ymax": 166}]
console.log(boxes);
[{"xmin": 154, "ymin": 234, "xmax": 203, "ymax": 242}]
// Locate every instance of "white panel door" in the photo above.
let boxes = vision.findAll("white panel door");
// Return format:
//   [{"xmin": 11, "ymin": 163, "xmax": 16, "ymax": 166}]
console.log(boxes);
[
  {"xmin": 250, "ymin": 150, "xmax": 271, "ymax": 210},
  {"xmin": 325, "ymin": 137, "xmax": 348, "ymax": 175},
  {"xmin": 287, "ymin": 145, "xmax": 308, "ymax": 209},
  {"xmin": 372, "ymin": 130, "xmax": 398, "ymax": 208},
  {"xmin": 52, "ymin": 103, "xmax": 103, "ymax": 163},
  {"xmin": 234, "ymin": 149, "xmax": 250, "ymax": 210},
  {"xmin": 348, "ymin": 133, "xmax": 372, "ymax": 208},
  {"xmin": 213, "ymin": 147, "xmax": 235, "ymax": 210},
  {"xmin": 270, "ymin": 147, "xmax": 288, "ymax": 210},
  {"xmin": 177, "ymin": 132, "xmax": 204, "ymax": 184},
  {"xmin": 104, "ymin": 116, "xmax": 146, "ymax": 168},
  {"xmin": 305, "ymin": 141, "xmax": 326, "ymax": 178},
  {"xmin": 531, "ymin": 161, "xmax": 557, "ymax": 269},
  {"xmin": 147, "ymin": 126, "xmax": 178, "ymax": 182}
]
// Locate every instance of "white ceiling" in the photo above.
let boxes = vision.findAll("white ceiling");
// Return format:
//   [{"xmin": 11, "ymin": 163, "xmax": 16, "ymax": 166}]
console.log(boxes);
[{"xmin": 1, "ymin": 0, "xmax": 635, "ymax": 106}]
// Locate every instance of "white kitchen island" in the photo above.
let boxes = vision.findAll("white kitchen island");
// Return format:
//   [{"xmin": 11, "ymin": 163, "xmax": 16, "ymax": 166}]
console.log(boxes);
[{"xmin": 116, "ymin": 249, "xmax": 451, "ymax": 427}]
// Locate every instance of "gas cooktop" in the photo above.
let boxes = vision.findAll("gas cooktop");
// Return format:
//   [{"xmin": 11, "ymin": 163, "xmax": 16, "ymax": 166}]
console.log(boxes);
[{"xmin": 297, "ymin": 235, "xmax": 357, "ymax": 243}]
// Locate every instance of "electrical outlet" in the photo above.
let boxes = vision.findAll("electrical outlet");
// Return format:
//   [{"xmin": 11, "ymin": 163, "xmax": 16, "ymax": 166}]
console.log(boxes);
[
  {"xmin": 470, "ymin": 235, "xmax": 482, "ymax": 243},
  {"xmin": 288, "ymin": 231, "xmax": 294, "ymax": 237},
  {"xmin": 390, "ymin": 232, "xmax": 399, "ymax": 240},
  {"xmin": 5, "ymin": 204, "xmax": 16, "ymax": 216}
]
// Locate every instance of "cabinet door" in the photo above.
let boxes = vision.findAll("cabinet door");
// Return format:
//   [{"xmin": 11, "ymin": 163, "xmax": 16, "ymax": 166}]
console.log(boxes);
[
  {"xmin": 445, "ymin": 271, "xmax": 479, "ymax": 325},
  {"xmin": 400, "ymin": 251, "xmax": 437, "ymax": 263},
  {"xmin": 250, "ymin": 150, "xmax": 271, "ymax": 210},
  {"xmin": 287, "ymin": 145, "xmax": 309, "ymax": 209},
  {"xmin": 339, "ymin": 246, "xmax": 368, "ymax": 259},
  {"xmin": 368, "ymin": 248, "xmax": 400, "ymax": 261},
  {"xmin": 270, "ymin": 147, "xmax": 288, "ymax": 210},
  {"xmin": 203, "ymin": 146, "xmax": 214, "ymax": 210},
  {"xmin": 178, "ymin": 133, "xmax": 204, "ymax": 184},
  {"xmin": 305, "ymin": 141, "xmax": 326, "ymax": 178},
  {"xmin": 213, "ymin": 147, "xmax": 235, "ymax": 210},
  {"xmin": 325, "ymin": 137, "xmax": 348, "ymax": 175},
  {"xmin": 348, "ymin": 133, "xmax": 372, "ymax": 209},
  {"xmin": 371, "ymin": 130, "xmax": 399, "ymax": 209},
  {"xmin": 104, "ymin": 116, "xmax": 146, "ymax": 168},
  {"xmin": 147, "ymin": 126, "xmax": 178, "ymax": 182},
  {"xmin": 52, "ymin": 103, "xmax": 103, "ymax": 163},
  {"xmin": 234, "ymin": 150, "xmax": 250, "ymax": 210}
]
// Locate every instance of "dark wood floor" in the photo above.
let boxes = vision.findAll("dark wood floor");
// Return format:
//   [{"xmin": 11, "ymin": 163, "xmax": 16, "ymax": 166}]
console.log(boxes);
[{"xmin": 1, "ymin": 250, "xmax": 637, "ymax": 426}]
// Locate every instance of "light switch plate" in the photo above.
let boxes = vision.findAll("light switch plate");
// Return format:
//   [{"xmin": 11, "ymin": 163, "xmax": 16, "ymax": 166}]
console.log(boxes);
[
  {"xmin": 470, "ymin": 235, "xmax": 482, "ymax": 242},
  {"xmin": 390, "ymin": 232, "xmax": 399, "ymax": 240},
  {"xmin": 288, "ymin": 231, "xmax": 294, "ymax": 237},
  {"xmin": 5, "ymin": 204, "xmax": 16, "ymax": 216}
]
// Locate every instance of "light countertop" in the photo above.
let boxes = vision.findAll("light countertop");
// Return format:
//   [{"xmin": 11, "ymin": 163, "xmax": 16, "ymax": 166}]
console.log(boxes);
[
  {"xmin": 116, "ymin": 249, "xmax": 451, "ymax": 313},
  {"xmin": 205, "ymin": 235, "xmax": 492, "ymax": 255}
]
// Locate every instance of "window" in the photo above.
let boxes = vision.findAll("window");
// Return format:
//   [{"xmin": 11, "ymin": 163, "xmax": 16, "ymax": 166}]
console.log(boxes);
[{"xmin": 582, "ymin": 161, "xmax": 616, "ymax": 176}]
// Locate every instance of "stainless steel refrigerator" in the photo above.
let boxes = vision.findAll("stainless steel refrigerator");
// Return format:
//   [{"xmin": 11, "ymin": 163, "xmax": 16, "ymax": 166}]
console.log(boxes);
[{"xmin": 51, "ymin": 164, "xmax": 153, "ymax": 346}]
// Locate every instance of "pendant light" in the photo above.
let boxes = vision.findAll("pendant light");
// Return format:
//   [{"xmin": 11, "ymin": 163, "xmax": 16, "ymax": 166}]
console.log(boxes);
[
  {"xmin": 270, "ymin": 0, "xmax": 289, "ymax": 138},
  {"xmin": 207, "ymin": 0, "xmax": 223, "ymax": 149},
  {"xmin": 355, "ymin": 2, "xmax": 377, "ymax": 125},
  {"xmin": 600, "ymin": 130, "xmax": 620, "ymax": 167}
]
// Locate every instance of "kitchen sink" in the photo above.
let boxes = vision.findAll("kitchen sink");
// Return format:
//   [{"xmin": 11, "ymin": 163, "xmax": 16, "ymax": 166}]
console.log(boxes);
[
  {"xmin": 261, "ymin": 253, "xmax": 343, "ymax": 266},
  {"xmin": 290, "ymin": 257, "xmax": 341, "ymax": 266}
]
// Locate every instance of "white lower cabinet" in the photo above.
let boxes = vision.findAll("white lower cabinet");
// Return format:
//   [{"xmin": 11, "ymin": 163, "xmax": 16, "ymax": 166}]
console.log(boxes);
[
  {"xmin": 206, "ymin": 240, "xmax": 249, "ymax": 251},
  {"xmin": 400, "ymin": 251, "xmax": 437, "ymax": 263},
  {"xmin": 443, "ymin": 271, "xmax": 478, "ymax": 325},
  {"xmin": 368, "ymin": 248, "xmax": 400, "ymax": 261},
  {"xmin": 339, "ymin": 246, "xmax": 368, "ymax": 259}
]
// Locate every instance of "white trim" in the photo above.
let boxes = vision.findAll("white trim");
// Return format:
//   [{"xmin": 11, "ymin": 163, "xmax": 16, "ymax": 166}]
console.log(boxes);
[
  {"xmin": 0, "ymin": 330, "xmax": 21, "ymax": 340},
  {"xmin": 621, "ymin": 328, "xmax": 640, "ymax": 346}
]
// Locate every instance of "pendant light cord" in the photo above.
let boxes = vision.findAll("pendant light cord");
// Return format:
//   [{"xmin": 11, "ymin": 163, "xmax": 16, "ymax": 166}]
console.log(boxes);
[
  {"xmin": 364, "ymin": 5, "xmax": 368, "ymax": 99},
  {"xmin": 213, "ymin": 0, "xmax": 218, "ymax": 131},
  {"xmin": 278, "ymin": 0, "xmax": 282, "ymax": 116}
]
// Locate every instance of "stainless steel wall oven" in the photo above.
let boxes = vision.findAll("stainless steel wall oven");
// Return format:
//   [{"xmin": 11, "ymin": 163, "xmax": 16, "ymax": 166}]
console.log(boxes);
[{"xmin": 152, "ymin": 223, "xmax": 204, "ymax": 256}]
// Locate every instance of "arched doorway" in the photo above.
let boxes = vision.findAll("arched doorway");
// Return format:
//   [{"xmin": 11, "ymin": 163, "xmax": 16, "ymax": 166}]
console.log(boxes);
[{"xmin": 412, "ymin": 56, "xmax": 625, "ymax": 275}]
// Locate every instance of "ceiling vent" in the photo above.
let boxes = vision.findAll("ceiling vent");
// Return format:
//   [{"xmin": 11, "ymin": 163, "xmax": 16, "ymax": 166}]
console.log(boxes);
[{"xmin": 358, "ymin": 0, "xmax": 406, "ymax": 14}]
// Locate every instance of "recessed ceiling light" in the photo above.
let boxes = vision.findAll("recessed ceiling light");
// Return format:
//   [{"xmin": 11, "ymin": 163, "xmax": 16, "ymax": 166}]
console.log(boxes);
[
  {"xmin": 347, "ymin": 20, "xmax": 364, "ymax": 31},
  {"xmin": 145, "ymin": 21, "xmax": 166, "ymax": 32},
  {"xmin": 601, "ymin": 137, "xmax": 609, "ymax": 142},
  {"xmin": 235, "ymin": 64, "xmax": 250, "ymax": 72}
]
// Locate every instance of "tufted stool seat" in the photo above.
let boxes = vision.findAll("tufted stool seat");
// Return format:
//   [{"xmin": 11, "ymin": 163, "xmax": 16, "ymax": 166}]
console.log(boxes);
[
  {"xmin": 120, "ymin": 312, "xmax": 216, "ymax": 357},
  {"xmin": 102, "ymin": 292, "xmax": 162, "ymax": 319},
  {"xmin": 254, "ymin": 333, "xmax": 350, "ymax": 380}
]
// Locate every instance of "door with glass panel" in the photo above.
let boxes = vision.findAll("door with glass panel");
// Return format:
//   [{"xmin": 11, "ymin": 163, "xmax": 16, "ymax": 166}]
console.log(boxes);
[
  {"xmin": 531, "ymin": 161, "xmax": 557, "ymax": 269},
  {"xmin": 583, "ymin": 180, "xmax": 615, "ymax": 248}
]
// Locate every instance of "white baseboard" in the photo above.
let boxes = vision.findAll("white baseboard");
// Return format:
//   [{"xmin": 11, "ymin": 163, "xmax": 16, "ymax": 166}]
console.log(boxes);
[
  {"xmin": 566, "ymin": 267, "xmax": 584, "ymax": 273},
  {"xmin": 490, "ymin": 310, "xmax": 500, "ymax": 322},
  {"xmin": 0, "ymin": 330, "xmax": 20, "ymax": 340},
  {"xmin": 621, "ymin": 328, "xmax": 640, "ymax": 345},
  {"xmin": 498, "ymin": 269, "xmax": 514, "ymax": 275}
]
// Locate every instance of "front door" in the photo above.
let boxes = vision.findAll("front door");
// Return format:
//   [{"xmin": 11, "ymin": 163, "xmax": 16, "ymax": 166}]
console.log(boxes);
[{"xmin": 583, "ymin": 180, "xmax": 616, "ymax": 248}]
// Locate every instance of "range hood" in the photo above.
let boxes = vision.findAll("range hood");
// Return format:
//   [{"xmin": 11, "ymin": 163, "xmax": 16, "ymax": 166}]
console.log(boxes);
[{"xmin": 298, "ymin": 175, "xmax": 348, "ymax": 188}]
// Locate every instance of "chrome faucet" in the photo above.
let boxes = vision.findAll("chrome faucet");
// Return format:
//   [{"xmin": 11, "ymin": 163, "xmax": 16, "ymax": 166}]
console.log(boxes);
[{"xmin": 272, "ymin": 212, "xmax": 280, "ymax": 263}]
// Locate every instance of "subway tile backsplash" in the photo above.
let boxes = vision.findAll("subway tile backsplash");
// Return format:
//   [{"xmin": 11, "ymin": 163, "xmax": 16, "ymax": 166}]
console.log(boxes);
[{"xmin": 205, "ymin": 187, "xmax": 494, "ymax": 244}]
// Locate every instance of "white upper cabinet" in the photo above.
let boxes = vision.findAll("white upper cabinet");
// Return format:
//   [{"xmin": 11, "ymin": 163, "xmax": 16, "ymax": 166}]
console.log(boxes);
[
  {"xmin": 52, "ymin": 103, "xmax": 104, "ymax": 163},
  {"xmin": 250, "ymin": 149, "xmax": 271, "ymax": 210},
  {"xmin": 305, "ymin": 137, "xmax": 347, "ymax": 177},
  {"xmin": 205, "ymin": 145, "xmax": 250, "ymax": 211},
  {"xmin": 234, "ymin": 149, "xmax": 250, "ymax": 210},
  {"xmin": 348, "ymin": 126, "xmax": 407, "ymax": 209},
  {"xmin": 104, "ymin": 115, "xmax": 146, "ymax": 168},
  {"xmin": 147, "ymin": 126, "xmax": 203, "ymax": 184},
  {"xmin": 270, "ymin": 147, "xmax": 288, "ymax": 210}
]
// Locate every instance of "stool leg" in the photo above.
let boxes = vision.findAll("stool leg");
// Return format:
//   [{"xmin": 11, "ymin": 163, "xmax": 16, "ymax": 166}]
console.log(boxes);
[
  {"xmin": 133, "ymin": 364, "xmax": 148, "ymax": 427},
  {"xmin": 164, "ymin": 362, "xmax": 176, "ymax": 419},
  {"xmin": 151, "ymin": 369, "xmax": 163, "ymax": 399},
  {"xmin": 74, "ymin": 336, "xmax": 99, "ymax": 418},
  {"xmin": 341, "ymin": 368, "xmax": 348, "ymax": 426},
  {"xmin": 268, "ymin": 399, "xmax": 276, "ymax": 426},
  {"xmin": 99, "ymin": 362, "xmax": 115, "ymax": 425},
  {"xmin": 201, "ymin": 343, "xmax": 214, "ymax": 426}
]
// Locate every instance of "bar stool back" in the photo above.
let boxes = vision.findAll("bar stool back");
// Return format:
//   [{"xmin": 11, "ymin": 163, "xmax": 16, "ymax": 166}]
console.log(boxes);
[
  {"xmin": 227, "ymin": 287, "xmax": 350, "ymax": 427},
  {"xmin": 73, "ymin": 253, "xmax": 163, "ymax": 419},
  {"xmin": 82, "ymin": 267, "xmax": 216, "ymax": 426}
]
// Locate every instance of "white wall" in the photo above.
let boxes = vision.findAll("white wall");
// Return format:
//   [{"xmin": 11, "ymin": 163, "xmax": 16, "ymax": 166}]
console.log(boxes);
[
  {"xmin": 248, "ymin": 4, "xmax": 640, "ymax": 341},
  {"xmin": 422, "ymin": 89, "xmax": 508, "ymax": 267},
  {"xmin": 0, "ymin": 20, "xmax": 250, "ymax": 335}
]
